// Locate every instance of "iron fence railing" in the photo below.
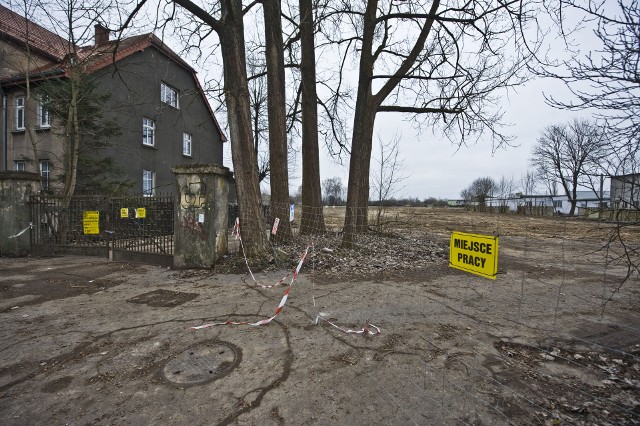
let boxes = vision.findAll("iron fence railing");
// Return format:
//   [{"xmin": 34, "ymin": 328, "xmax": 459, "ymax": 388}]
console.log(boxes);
[{"xmin": 109, "ymin": 195, "xmax": 174, "ymax": 255}]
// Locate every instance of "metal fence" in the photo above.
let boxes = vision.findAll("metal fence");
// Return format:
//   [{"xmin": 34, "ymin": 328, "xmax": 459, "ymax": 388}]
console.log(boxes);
[
  {"xmin": 109, "ymin": 195, "xmax": 174, "ymax": 256},
  {"xmin": 29, "ymin": 194, "xmax": 175, "ymax": 260},
  {"xmin": 30, "ymin": 194, "xmax": 111, "ymax": 256}
]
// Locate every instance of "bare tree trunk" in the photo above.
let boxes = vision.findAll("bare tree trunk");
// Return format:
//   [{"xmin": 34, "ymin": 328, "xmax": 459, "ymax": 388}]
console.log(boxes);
[
  {"xmin": 343, "ymin": 106, "xmax": 376, "ymax": 247},
  {"xmin": 219, "ymin": 0, "xmax": 269, "ymax": 257},
  {"xmin": 263, "ymin": 0, "xmax": 291, "ymax": 242},
  {"xmin": 299, "ymin": 0, "xmax": 324, "ymax": 235},
  {"xmin": 342, "ymin": 0, "xmax": 378, "ymax": 247},
  {"xmin": 171, "ymin": 0, "xmax": 269, "ymax": 256},
  {"xmin": 62, "ymin": 73, "xmax": 80, "ymax": 208}
]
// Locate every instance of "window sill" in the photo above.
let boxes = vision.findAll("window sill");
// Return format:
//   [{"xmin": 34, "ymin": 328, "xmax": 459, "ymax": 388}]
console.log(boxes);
[
  {"xmin": 183, "ymin": 154, "xmax": 192, "ymax": 158},
  {"xmin": 142, "ymin": 143, "xmax": 157, "ymax": 149},
  {"xmin": 161, "ymin": 102, "xmax": 180, "ymax": 110},
  {"xmin": 11, "ymin": 128, "xmax": 25, "ymax": 134},
  {"xmin": 35, "ymin": 126, "xmax": 51, "ymax": 132}
]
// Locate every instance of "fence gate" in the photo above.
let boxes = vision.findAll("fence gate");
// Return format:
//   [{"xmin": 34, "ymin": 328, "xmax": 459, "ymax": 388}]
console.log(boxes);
[
  {"xmin": 30, "ymin": 194, "xmax": 111, "ymax": 256},
  {"xmin": 30, "ymin": 194, "xmax": 175, "ymax": 266},
  {"xmin": 109, "ymin": 195, "xmax": 174, "ymax": 266}
]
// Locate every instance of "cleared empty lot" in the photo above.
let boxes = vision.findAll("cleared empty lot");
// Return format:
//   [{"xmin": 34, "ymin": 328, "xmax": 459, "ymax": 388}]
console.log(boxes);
[{"xmin": 1, "ymin": 209, "xmax": 638, "ymax": 425}]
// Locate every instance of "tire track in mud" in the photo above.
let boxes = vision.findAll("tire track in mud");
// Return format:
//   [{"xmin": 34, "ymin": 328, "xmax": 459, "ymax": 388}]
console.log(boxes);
[{"xmin": 216, "ymin": 320, "xmax": 293, "ymax": 426}]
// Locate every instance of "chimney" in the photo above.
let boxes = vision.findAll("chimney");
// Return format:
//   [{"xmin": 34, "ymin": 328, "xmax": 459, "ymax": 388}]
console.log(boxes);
[{"xmin": 94, "ymin": 24, "xmax": 110, "ymax": 45}]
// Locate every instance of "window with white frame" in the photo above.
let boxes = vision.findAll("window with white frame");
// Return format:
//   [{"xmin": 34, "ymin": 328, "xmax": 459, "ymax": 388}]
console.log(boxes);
[
  {"xmin": 37, "ymin": 96, "xmax": 50, "ymax": 128},
  {"xmin": 142, "ymin": 170, "xmax": 155, "ymax": 196},
  {"xmin": 142, "ymin": 117, "xmax": 155, "ymax": 146},
  {"xmin": 160, "ymin": 82, "xmax": 179, "ymax": 108},
  {"xmin": 39, "ymin": 160, "xmax": 50, "ymax": 190},
  {"xmin": 14, "ymin": 160, "xmax": 26, "ymax": 171},
  {"xmin": 553, "ymin": 200, "xmax": 563, "ymax": 208},
  {"xmin": 15, "ymin": 97, "xmax": 25, "ymax": 130},
  {"xmin": 183, "ymin": 132, "xmax": 192, "ymax": 157}
]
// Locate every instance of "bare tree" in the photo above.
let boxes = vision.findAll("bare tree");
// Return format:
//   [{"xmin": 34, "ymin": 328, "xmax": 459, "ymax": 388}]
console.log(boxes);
[
  {"xmin": 246, "ymin": 55, "xmax": 270, "ymax": 183},
  {"xmin": 519, "ymin": 168, "xmax": 539, "ymax": 213},
  {"xmin": 262, "ymin": 0, "xmax": 292, "ymax": 241},
  {"xmin": 323, "ymin": 0, "xmax": 539, "ymax": 247},
  {"xmin": 531, "ymin": 119, "xmax": 609, "ymax": 215},
  {"xmin": 322, "ymin": 177, "xmax": 344, "ymax": 206},
  {"xmin": 461, "ymin": 177, "xmax": 497, "ymax": 210},
  {"xmin": 298, "ymin": 0, "xmax": 325, "ymax": 234},
  {"xmin": 10, "ymin": 0, "xmax": 127, "ymax": 204},
  {"xmin": 543, "ymin": 0, "xmax": 640, "ymax": 152},
  {"xmin": 495, "ymin": 175, "xmax": 516, "ymax": 212},
  {"xmin": 156, "ymin": 0, "xmax": 270, "ymax": 256},
  {"xmin": 519, "ymin": 169, "xmax": 538, "ymax": 196},
  {"xmin": 370, "ymin": 133, "xmax": 407, "ymax": 230}
]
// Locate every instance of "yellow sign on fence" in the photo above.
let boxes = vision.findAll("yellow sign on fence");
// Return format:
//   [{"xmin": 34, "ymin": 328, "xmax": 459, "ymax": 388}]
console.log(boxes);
[
  {"xmin": 83, "ymin": 211, "xmax": 100, "ymax": 235},
  {"xmin": 136, "ymin": 208, "xmax": 146, "ymax": 219},
  {"xmin": 120, "ymin": 208, "xmax": 129, "ymax": 218},
  {"xmin": 449, "ymin": 231, "xmax": 498, "ymax": 280}
]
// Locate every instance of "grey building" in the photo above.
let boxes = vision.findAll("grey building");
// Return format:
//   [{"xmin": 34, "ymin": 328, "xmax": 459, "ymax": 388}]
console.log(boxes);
[
  {"xmin": 1, "ymin": 5, "xmax": 226, "ymax": 195},
  {"xmin": 610, "ymin": 173, "xmax": 640, "ymax": 210}
]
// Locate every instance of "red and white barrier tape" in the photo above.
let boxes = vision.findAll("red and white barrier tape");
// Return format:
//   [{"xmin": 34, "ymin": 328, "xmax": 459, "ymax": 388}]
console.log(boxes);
[
  {"xmin": 231, "ymin": 217, "xmax": 292, "ymax": 289},
  {"xmin": 315, "ymin": 315, "xmax": 381, "ymax": 336},
  {"xmin": 192, "ymin": 218, "xmax": 381, "ymax": 336},
  {"xmin": 191, "ymin": 243, "xmax": 310, "ymax": 330}
]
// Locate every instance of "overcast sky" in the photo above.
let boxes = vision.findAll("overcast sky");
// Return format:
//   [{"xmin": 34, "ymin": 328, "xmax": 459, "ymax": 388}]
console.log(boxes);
[
  {"xmin": 9, "ymin": 0, "xmax": 601, "ymax": 200},
  {"xmin": 312, "ymin": 77, "xmax": 592, "ymax": 200}
]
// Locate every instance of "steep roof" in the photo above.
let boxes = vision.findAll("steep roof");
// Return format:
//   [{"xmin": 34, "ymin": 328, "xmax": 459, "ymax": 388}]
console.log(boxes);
[
  {"xmin": 0, "ymin": 6, "xmax": 226, "ymax": 142},
  {"xmin": 0, "ymin": 4, "xmax": 71, "ymax": 62}
]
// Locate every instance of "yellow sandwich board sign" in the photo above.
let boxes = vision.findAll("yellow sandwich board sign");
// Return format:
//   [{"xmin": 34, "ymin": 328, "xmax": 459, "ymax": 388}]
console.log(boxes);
[
  {"xmin": 83, "ymin": 211, "xmax": 100, "ymax": 235},
  {"xmin": 449, "ymin": 231, "xmax": 498, "ymax": 280}
]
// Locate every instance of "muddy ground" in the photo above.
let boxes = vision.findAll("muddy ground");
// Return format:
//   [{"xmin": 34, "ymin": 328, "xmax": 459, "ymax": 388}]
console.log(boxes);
[{"xmin": 0, "ymin": 209, "xmax": 639, "ymax": 425}]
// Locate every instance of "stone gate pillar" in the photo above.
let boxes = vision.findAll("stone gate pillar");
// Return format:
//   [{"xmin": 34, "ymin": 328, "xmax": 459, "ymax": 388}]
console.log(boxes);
[
  {"xmin": 172, "ymin": 164, "xmax": 229, "ymax": 269},
  {"xmin": 0, "ymin": 171, "xmax": 41, "ymax": 256}
]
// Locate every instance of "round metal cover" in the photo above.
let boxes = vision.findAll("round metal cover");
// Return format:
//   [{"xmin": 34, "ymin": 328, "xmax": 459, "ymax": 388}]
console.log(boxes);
[{"xmin": 163, "ymin": 340, "xmax": 241, "ymax": 386}]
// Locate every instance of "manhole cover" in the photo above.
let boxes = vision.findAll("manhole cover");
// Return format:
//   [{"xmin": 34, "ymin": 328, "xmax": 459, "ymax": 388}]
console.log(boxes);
[
  {"xmin": 128, "ymin": 289, "xmax": 198, "ymax": 307},
  {"xmin": 162, "ymin": 341, "xmax": 241, "ymax": 386}
]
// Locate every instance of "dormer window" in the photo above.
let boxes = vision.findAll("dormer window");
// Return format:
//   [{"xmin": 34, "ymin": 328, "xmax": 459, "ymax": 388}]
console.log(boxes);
[{"xmin": 160, "ymin": 82, "xmax": 179, "ymax": 108}]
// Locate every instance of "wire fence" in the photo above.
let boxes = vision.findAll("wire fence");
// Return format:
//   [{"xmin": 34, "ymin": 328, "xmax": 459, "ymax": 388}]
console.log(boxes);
[{"xmin": 227, "ymin": 201, "xmax": 639, "ymax": 424}]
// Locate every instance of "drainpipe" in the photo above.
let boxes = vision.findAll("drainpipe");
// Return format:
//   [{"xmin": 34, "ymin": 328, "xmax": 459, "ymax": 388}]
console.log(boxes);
[
  {"xmin": 1, "ymin": 93, "xmax": 7, "ymax": 171},
  {"xmin": 599, "ymin": 174, "xmax": 604, "ymax": 208}
]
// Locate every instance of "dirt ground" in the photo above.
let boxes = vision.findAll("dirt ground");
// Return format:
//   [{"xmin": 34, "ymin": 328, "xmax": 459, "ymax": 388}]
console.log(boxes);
[{"xmin": 1, "ymin": 208, "xmax": 639, "ymax": 425}]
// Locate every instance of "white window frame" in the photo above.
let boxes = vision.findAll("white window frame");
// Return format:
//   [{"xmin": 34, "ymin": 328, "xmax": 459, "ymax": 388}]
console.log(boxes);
[
  {"xmin": 160, "ymin": 82, "xmax": 179, "ymax": 108},
  {"xmin": 142, "ymin": 117, "xmax": 155, "ymax": 146},
  {"xmin": 37, "ymin": 97, "xmax": 50, "ymax": 128},
  {"xmin": 142, "ymin": 170, "xmax": 155, "ymax": 196},
  {"xmin": 15, "ymin": 97, "xmax": 25, "ymax": 130},
  {"xmin": 39, "ymin": 160, "xmax": 50, "ymax": 190},
  {"xmin": 183, "ymin": 132, "xmax": 192, "ymax": 157},
  {"xmin": 14, "ymin": 160, "xmax": 26, "ymax": 171}
]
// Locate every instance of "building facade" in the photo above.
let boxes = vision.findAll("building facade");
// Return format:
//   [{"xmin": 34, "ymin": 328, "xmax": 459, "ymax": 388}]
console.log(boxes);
[
  {"xmin": 610, "ymin": 173, "xmax": 639, "ymax": 210},
  {"xmin": 1, "ymin": 5, "xmax": 226, "ymax": 195}
]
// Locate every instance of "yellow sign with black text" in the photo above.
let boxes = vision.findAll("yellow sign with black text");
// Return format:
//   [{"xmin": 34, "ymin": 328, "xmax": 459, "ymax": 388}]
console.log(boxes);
[
  {"xmin": 83, "ymin": 211, "xmax": 100, "ymax": 235},
  {"xmin": 449, "ymin": 232, "xmax": 498, "ymax": 280}
]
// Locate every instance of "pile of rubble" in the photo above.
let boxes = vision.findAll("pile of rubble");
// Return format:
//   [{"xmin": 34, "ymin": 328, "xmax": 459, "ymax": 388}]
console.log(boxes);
[{"xmin": 217, "ymin": 231, "xmax": 449, "ymax": 276}]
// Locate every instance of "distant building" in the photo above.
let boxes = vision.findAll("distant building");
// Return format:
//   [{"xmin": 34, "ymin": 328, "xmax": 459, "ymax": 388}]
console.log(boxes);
[
  {"xmin": 486, "ymin": 191, "xmax": 610, "ymax": 216},
  {"xmin": 610, "ymin": 173, "xmax": 639, "ymax": 210},
  {"xmin": 447, "ymin": 199, "xmax": 465, "ymax": 207},
  {"xmin": 0, "ymin": 5, "xmax": 226, "ymax": 195},
  {"xmin": 551, "ymin": 191, "xmax": 609, "ymax": 215}
]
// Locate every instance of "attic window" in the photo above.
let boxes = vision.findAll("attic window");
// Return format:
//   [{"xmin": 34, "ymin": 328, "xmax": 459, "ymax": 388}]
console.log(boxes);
[{"xmin": 161, "ymin": 82, "xmax": 179, "ymax": 108}]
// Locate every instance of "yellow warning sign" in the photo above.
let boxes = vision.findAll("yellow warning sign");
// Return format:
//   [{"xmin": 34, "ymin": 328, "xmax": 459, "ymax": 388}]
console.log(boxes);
[
  {"xmin": 120, "ymin": 208, "xmax": 129, "ymax": 218},
  {"xmin": 83, "ymin": 211, "xmax": 100, "ymax": 235},
  {"xmin": 136, "ymin": 208, "xmax": 146, "ymax": 219},
  {"xmin": 449, "ymin": 231, "xmax": 498, "ymax": 280}
]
